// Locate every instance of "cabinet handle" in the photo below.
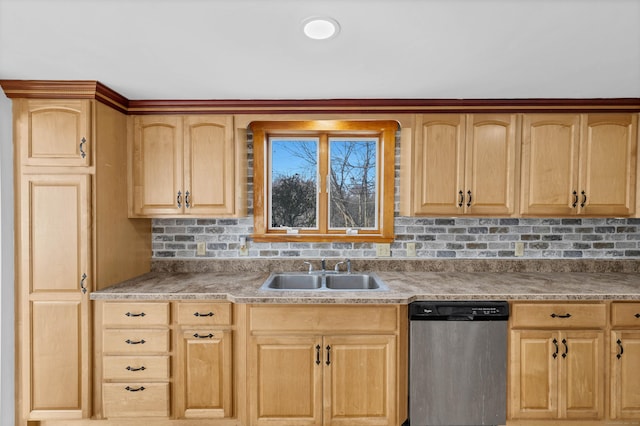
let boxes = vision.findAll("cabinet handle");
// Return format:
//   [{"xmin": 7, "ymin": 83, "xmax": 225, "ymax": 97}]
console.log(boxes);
[
  {"xmin": 126, "ymin": 365, "xmax": 146, "ymax": 372},
  {"xmin": 125, "ymin": 312, "xmax": 146, "ymax": 317},
  {"xmin": 552, "ymin": 338, "xmax": 559, "ymax": 359},
  {"xmin": 580, "ymin": 191, "xmax": 587, "ymax": 208},
  {"xmin": 194, "ymin": 312, "xmax": 214, "ymax": 317},
  {"xmin": 635, "ymin": 313, "xmax": 640, "ymax": 318},
  {"xmin": 458, "ymin": 190, "xmax": 464, "ymax": 208},
  {"xmin": 125, "ymin": 339, "xmax": 146, "ymax": 345},
  {"xmin": 177, "ymin": 191, "xmax": 182, "ymax": 208},
  {"xmin": 617, "ymin": 339, "xmax": 624, "ymax": 359},
  {"xmin": 316, "ymin": 345, "xmax": 321, "ymax": 365},
  {"xmin": 572, "ymin": 191, "xmax": 578, "ymax": 208},
  {"xmin": 562, "ymin": 338, "xmax": 568, "ymax": 358},
  {"xmin": 80, "ymin": 273, "xmax": 87, "ymax": 294},
  {"xmin": 550, "ymin": 313, "xmax": 572, "ymax": 319},
  {"xmin": 79, "ymin": 137, "xmax": 87, "ymax": 159},
  {"xmin": 193, "ymin": 333, "xmax": 214, "ymax": 339},
  {"xmin": 185, "ymin": 191, "xmax": 191, "ymax": 208},
  {"xmin": 125, "ymin": 386, "xmax": 145, "ymax": 392},
  {"xmin": 466, "ymin": 190, "xmax": 472, "ymax": 207},
  {"xmin": 326, "ymin": 345, "xmax": 331, "ymax": 365}
]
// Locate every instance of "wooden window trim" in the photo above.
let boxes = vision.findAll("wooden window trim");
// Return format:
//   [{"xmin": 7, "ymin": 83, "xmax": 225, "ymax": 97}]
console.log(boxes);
[{"xmin": 250, "ymin": 120, "xmax": 397, "ymax": 243}]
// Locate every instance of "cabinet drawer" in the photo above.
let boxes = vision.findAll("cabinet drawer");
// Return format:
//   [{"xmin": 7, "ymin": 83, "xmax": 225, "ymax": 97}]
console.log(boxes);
[
  {"xmin": 103, "ymin": 356, "xmax": 170, "ymax": 380},
  {"xmin": 103, "ymin": 329, "xmax": 170, "ymax": 354},
  {"xmin": 612, "ymin": 303, "xmax": 640, "ymax": 328},
  {"xmin": 511, "ymin": 303, "xmax": 606, "ymax": 329},
  {"xmin": 176, "ymin": 302, "xmax": 232, "ymax": 326},
  {"xmin": 103, "ymin": 382, "xmax": 170, "ymax": 418},
  {"xmin": 103, "ymin": 302, "xmax": 170, "ymax": 327}
]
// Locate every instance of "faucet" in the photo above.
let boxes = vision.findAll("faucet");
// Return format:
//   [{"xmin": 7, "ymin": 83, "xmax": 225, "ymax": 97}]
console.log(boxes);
[
  {"xmin": 321, "ymin": 258, "xmax": 326, "ymax": 272},
  {"xmin": 333, "ymin": 258, "xmax": 352, "ymax": 274},
  {"xmin": 303, "ymin": 261, "xmax": 314, "ymax": 273}
]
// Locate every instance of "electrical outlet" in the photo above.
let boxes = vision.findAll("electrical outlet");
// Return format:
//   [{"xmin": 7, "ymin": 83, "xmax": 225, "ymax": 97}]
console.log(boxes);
[
  {"xmin": 406, "ymin": 242, "xmax": 416, "ymax": 257},
  {"xmin": 376, "ymin": 243, "xmax": 391, "ymax": 257},
  {"xmin": 239, "ymin": 237, "xmax": 249, "ymax": 256},
  {"xmin": 515, "ymin": 242, "xmax": 524, "ymax": 257},
  {"xmin": 196, "ymin": 242, "xmax": 206, "ymax": 256}
]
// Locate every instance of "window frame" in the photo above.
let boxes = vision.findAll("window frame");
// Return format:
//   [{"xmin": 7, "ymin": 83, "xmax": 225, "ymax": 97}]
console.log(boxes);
[{"xmin": 250, "ymin": 120, "xmax": 397, "ymax": 243}]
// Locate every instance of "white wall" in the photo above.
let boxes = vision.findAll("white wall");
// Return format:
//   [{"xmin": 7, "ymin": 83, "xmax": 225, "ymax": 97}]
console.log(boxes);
[{"xmin": 0, "ymin": 91, "xmax": 14, "ymax": 426}]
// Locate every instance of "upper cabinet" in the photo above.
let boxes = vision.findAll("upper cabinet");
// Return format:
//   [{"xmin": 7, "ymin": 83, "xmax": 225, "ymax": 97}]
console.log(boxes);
[
  {"xmin": 15, "ymin": 99, "xmax": 92, "ymax": 167},
  {"xmin": 521, "ymin": 113, "xmax": 638, "ymax": 217},
  {"xmin": 405, "ymin": 113, "xmax": 518, "ymax": 216},
  {"xmin": 130, "ymin": 115, "xmax": 243, "ymax": 218}
]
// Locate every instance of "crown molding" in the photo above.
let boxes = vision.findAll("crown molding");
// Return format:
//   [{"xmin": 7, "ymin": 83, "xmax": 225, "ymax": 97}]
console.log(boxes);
[{"xmin": 2, "ymin": 80, "xmax": 639, "ymax": 114}]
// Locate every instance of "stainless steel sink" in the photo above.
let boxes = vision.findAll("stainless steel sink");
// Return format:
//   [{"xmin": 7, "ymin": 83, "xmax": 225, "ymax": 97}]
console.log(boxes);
[{"xmin": 260, "ymin": 272, "xmax": 388, "ymax": 291}]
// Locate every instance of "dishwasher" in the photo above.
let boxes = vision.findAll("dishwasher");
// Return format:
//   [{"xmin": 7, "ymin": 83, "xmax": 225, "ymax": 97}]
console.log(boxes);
[{"xmin": 408, "ymin": 300, "xmax": 509, "ymax": 426}]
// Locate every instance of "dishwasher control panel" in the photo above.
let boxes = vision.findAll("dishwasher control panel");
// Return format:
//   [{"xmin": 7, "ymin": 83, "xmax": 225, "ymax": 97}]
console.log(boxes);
[{"xmin": 409, "ymin": 300, "xmax": 509, "ymax": 321}]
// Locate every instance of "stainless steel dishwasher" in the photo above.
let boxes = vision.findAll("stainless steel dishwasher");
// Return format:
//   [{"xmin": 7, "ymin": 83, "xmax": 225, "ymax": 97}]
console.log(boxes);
[{"xmin": 408, "ymin": 301, "xmax": 509, "ymax": 426}]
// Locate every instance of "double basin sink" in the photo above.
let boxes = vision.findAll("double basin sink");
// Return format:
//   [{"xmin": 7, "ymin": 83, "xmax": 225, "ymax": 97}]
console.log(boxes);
[{"xmin": 260, "ymin": 272, "xmax": 388, "ymax": 291}]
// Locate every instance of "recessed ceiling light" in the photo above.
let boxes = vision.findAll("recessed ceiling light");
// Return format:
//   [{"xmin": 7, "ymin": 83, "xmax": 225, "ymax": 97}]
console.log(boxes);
[{"xmin": 302, "ymin": 17, "xmax": 340, "ymax": 40}]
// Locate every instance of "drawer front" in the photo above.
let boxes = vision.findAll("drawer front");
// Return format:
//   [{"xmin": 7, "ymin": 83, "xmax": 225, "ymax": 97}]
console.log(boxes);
[
  {"xmin": 103, "ymin": 329, "xmax": 170, "ymax": 354},
  {"xmin": 103, "ymin": 302, "xmax": 170, "ymax": 327},
  {"xmin": 511, "ymin": 303, "xmax": 607, "ymax": 329},
  {"xmin": 103, "ymin": 356, "xmax": 170, "ymax": 380},
  {"xmin": 612, "ymin": 303, "xmax": 640, "ymax": 328},
  {"xmin": 103, "ymin": 382, "xmax": 170, "ymax": 418},
  {"xmin": 177, "ymin": 302, "xmax": 232, "ymax": 326}
]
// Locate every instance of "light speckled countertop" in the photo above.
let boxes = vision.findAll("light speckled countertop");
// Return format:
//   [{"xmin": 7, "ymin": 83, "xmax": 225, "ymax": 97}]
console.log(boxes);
[{"xmin": 91, "ymin": 260, "xmax": 640, "ymax": 303}]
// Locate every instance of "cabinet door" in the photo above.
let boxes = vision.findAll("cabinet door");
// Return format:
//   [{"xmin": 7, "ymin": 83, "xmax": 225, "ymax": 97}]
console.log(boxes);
[
  {"xmin": 559, "ymin": 331, "xmax": 604, "ymax": 419},
  {"xmin": 520, "ymin": 114, "xmax": 580, "ymax": 216},
  {"xmin": 19, "ymin": 174, "xmax": 91, "ymax": 420},
  {"xmin": 15, "ymin": 99, "xmax": 92, "ymax": 167},
  {"xmin": 131, "ymin": 115, "xmax": 183, "ymax": 216},
  {"xmin": 509, "ymin": 330, "xmax": 558, "ymax": 419},
  {"xmin": 465, "ymin": 114, "xmax": 518, "ymax": 215},
  {"xmin": 413, "ymin": 114, "xmax": 466, "ymax": 215},
  {"xmin": 249, "ymin": 335, "xmax": 322, "ymax": 426},
  {"xmin": 184, "ymin": 116, "xmax": 236, "ymax": 216},
  {"xmin": 323, "ymin": 335, "xmax": 396, "ymax": 426},
  {"xmin": 579, "ymin": 114, "xmax": 637, "ymax": 216},
  {"xmin": 611, "ymin": 331, "xmax": 640, "ymax": 419},
  {"xmin": 177, "ymin": 329, "xmax": 233, "ymax": 418}
]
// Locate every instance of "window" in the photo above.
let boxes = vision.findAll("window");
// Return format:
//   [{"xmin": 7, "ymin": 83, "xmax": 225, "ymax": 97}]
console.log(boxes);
[{"xmin": 250, "ymin": 120, "xmax": 397, "ymax": 242}]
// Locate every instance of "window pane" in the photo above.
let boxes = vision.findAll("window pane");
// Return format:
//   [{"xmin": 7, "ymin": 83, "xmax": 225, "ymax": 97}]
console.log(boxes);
[
  {"xmin": 269, "ymin": 138, "xmax": 318, "ymax": 229},
  {"xmin": 329, "ymin": 138, "xmax": 378, "ymax": 229}
]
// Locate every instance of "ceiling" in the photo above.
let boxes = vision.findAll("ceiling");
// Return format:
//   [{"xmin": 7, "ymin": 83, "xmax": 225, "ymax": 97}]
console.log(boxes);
[{"xmin": 1, "ymin": 0, "xmax": 639, "ymax": 101}]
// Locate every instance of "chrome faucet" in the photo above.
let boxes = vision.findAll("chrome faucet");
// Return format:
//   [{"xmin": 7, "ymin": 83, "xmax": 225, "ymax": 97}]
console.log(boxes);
[
  {"xmin": 334, "ymin": 258, "xmax": 352, "ymax": 273},
  {"xmin": 303, "ymin": 261, "xmax": 314, "ymax": 273},
  {"xmin": 321, "ymin": 258, "xmax": 326, "ymax": 272}
]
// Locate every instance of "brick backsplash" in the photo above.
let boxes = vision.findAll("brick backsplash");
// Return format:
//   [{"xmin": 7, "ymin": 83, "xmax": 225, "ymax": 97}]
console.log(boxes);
[{"xmin": 152, "ymin": 130, "xmax": 640, "ymax": 260}]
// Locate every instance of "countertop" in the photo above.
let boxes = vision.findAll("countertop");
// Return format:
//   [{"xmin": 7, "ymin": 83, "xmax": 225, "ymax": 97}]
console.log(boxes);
[{"xmin": 91, "ymin": 266, "xmax": 640, "ymax": 304}]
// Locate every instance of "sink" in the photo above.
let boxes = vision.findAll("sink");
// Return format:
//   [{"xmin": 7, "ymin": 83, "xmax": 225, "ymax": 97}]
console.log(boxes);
[{"xmin": 260, "ymin": 272, "xmax": 388, "ymax": 291}]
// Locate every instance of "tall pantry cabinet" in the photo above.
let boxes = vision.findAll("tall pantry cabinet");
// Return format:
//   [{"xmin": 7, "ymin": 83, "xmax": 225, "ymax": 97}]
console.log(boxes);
[{"xmin": 3, "ymin": 81, "xmax": 151, "ymax": 425}]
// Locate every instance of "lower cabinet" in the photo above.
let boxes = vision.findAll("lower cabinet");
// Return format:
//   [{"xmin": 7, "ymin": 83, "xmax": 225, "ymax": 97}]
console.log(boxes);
[
  {"xmin": 610, "ymin": 302, "xmax": 640, "ymax": 420},
  {"xmin": 248, "ymin": 305, "xmax": 405, "ymax": 426}
]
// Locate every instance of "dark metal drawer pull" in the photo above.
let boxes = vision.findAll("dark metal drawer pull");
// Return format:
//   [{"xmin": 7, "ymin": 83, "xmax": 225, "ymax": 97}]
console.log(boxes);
[
  {"xmin": 125, "ymin": 339, "xmax": 146, "ymax": 345},
  {"xmin": 194, "ymin": 312, "xmax": 214, "ymax": 317},
  {"xmin": 466, "ymin": 190, "xmax": 472, "ymax": 207},
  {"xmin": 550, "ymin": 313, "xmax": 572, "ymax": 319},
  {"xmin": 552, "ymin": 338, "xmax": 559, "ymax": 359},
  {"xmin": 193, "ymin": 333, "xmax": 214, "ymax": 339},
  {"xmin": 562, "ymin": 338, "xmax": 568, "ymax": 358},
  {"xmin": 326, "ymin": 345, "xmax": 331, "ymax": 365},
  {"xmin": 125, "ymin": 386, "xmax": 145, "ymax": 392},
  {"xmin": 458, "ymin": 190, "xmax": 464, "ymax": 208},
  {"xmin": 617, "ymin": 339, "xmax": 624, "ymax": 359},
  {"xmin": 635, "ymin": 313, "xmax": 640, "ymax": 318},
  {"xmin": 125, "ymin": 312, "xmax": 146, "ymax": 317},
  {"xmin": 126, "ymin": 366, "xmax": 146, "ymax": 372},
  {"xmin": 315, "ymin": 345, "xmax": 321, "ymax": 365},
  {"xmin": 572, "ymin": 190, "xmax": 578, "ymax": 208},
  {"xmin": 80, "ymin": 137, "xmax": 87, "ymax": 159},
  {"xmin": 580, "ymin": 191, "xmax": 587, "ymax": 208}
]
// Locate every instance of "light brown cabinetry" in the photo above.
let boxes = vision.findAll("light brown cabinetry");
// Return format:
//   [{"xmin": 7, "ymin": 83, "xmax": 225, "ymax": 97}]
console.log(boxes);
[
  {"xmin": 521, "ymin": 113, "xmax": 637, "ymax": 216},
  {"xmin": 130, "ymin": 115, "xmax": 240, "ymax": 217},
  {"xmin": 403, "ymin": 113, "xmax": 519, "ymax": 216},
  {"xmin": 509, "ymin": 303, "xmax": 606, "ymax": 421},
  {"xmin": 248, "ymin": 305, "xmax": 405, "ymax": 426},
  {"xmin": 100, "ymin": 302, "xmax": 171, "ymax": 418},
  {"xmin": 11, "ymin": 95, "xmax": 151, "ymax": 426},
  {"xmin": 610, "ymin": 302, "xmax": 640, "ymax": 420}
]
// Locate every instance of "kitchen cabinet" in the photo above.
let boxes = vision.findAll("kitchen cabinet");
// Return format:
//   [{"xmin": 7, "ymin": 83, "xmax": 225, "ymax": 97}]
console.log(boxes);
[
  {"xmin": 11, "ymin": 95, "xmax": 151, "ymax": 426},
  {"xmin": 100, "ymin": 302, "xmax": 171, "ymax": 419},
  {"xmin": 509, "ymin": 302, "xmax": 606, "ymax": 421},
  {"xmin": 520, "ymin": 113, "xmax": 637, "ymax": 216},
  {"xmin": 130, "ymin": 115, "xmax": 241, "ymax": 217},
  {"xmin": 174, "ymin": 302, "xmax": 234, "ymax": 419},
  {"xmin": 248, "ymin": 305, "xmax": 405, "ymax": 426},
  {"xmin": 404, "ymin": 113, "xmax": 518, "ymax": 216},
  {"xmin": 610, "ymin": 302, "xmax": 640, "ymax": 420}
]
